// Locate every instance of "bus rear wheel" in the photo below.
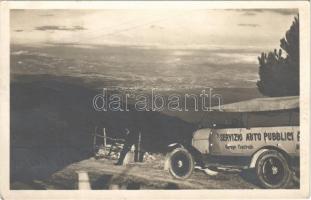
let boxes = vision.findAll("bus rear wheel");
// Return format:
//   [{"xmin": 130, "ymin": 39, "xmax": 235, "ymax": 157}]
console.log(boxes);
[{"xmin": 255, "ymin": 150, "xmax": 292, "ymax": 189}]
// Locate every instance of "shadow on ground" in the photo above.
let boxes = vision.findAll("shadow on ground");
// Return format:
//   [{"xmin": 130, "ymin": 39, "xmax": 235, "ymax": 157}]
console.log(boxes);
[{"xmin": 10, "ymin": 74, "xmax": 196, "ymax": 189}]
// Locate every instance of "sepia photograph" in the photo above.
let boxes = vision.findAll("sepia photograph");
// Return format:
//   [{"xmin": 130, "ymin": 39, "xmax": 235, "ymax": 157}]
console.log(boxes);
[{"xmin": 0, "ymin": 1, "xmax": 310, "ymax": 199}]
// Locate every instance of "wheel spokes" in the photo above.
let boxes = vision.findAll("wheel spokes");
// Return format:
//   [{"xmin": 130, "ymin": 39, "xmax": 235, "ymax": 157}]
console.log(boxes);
[{"xmin": 268, "ymin": 158, "xmax": 274, "ymax": 166}]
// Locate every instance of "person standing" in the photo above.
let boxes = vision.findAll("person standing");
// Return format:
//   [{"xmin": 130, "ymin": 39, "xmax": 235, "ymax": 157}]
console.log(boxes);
[{"xmin": 115, "ymin": 128, "xmax": 140, "ymax": 165}]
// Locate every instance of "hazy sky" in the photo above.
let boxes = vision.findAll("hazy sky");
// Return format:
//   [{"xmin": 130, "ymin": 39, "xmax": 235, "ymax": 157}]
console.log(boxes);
[{"xmin": 11, "ymin": 9, "xmax": 298, "ymax": 49}]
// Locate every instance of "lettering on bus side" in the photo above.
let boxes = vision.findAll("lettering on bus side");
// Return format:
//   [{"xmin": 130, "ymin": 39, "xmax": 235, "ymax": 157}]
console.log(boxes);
[
  {"xmin": 245, "ymin": 133, "xmax": 261, "ymax": 141},
  {"xmin": 263, "ymin": 132, "xmax": 294, "ymax": 142},
  {"xmin": 217, "ymin": 131, "xmax": 296, "ymax": 142},
  {"xmin": 218, "ymin": 134, "xmax": 243, "ymax": 142}
]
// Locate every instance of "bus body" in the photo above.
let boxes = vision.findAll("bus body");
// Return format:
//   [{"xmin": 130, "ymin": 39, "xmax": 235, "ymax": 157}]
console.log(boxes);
[{"xmin": 166, "ymin": 96, "xmax": 300, "ymax": 188}]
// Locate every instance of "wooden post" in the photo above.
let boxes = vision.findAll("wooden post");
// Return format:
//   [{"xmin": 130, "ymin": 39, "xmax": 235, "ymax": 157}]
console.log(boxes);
[
  {"xmin": 109, "ymin": 184, "xmax": 120, "ymax": 190},
  {"xmin": 137, "ymin": 132, "xmax": 141, "ymax": 162},
  {"xmin": 77, "ymin": 171, "xmax": 91, "ymax": 190},
  {"xmin": 103, "ymin": 128, "xmax": 107, "ymax": 147},
  {"xmin": 93, "ymin": 127, "xmax": 97, "ymax": 155}
]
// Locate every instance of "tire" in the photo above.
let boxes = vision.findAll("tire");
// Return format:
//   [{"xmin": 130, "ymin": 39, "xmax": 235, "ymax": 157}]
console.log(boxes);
[
  {"xmin": 292, "ymin": 170, "xmax": 300, "ymax": 185},
  {"xmin": 167, "ymin": 148, "xmax": 194, "ymax": 179},
  {"xmin": 255, "ymin": 150, "xmax": 292, "ymax": 189}
]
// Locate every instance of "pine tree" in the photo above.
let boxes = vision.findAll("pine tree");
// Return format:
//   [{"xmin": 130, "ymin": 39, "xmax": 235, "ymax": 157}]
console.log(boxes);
[{"xmin": 257, "ymin": 16, "xmax": 299, "ymax": 97}]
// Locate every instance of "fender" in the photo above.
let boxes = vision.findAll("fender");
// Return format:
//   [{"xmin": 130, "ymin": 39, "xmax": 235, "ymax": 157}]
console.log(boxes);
[
  {"xmin": 249, "ymin": 148, "xmax": 269, "ymax": 168},
  {"xmin": 167, "ymin": 143, "xmax": 184, "ymax": 150},
  {"xmin": 165, "ymin": 143, "xmax": 205, "ymax": 169}
]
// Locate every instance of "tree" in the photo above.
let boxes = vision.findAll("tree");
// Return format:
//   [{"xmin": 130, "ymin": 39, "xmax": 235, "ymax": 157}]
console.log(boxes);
[{"xmin": 257, "ymin": 16, "xmax": 299, "ymax": 97}]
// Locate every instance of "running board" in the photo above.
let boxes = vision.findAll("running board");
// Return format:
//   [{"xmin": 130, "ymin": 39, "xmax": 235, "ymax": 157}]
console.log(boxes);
[{"xmin": 204, "ymin": 163, "xmax": 249, "ymax": 171}]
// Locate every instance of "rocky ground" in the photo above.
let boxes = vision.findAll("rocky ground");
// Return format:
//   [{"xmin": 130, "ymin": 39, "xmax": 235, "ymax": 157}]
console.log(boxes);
[
  {"xmin": 42, "ymin": 158, "xmax": 259, "ymax": 190},
  {"xmin": 10, "ymin": 156, "xmax": 254, "ymax": 190},
  {"xmin": 12, "ymin": 153, "xmax": 300, "ymax": 190}
]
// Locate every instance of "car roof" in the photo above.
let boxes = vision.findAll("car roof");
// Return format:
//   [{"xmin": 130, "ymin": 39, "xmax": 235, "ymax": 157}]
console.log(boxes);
[{"xmin": 210, "ymin": 96, "xmax": 299, "ymax": 112}]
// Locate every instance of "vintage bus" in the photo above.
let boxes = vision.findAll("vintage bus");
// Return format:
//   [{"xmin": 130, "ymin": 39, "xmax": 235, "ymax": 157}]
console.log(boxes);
[{"xmin": 166, "ymin": 96, "xmax": 299, "ymax": 189}]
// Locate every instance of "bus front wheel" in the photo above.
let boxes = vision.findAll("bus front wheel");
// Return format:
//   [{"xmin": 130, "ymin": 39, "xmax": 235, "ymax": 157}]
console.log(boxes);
[{"xmin": 167, "ymin": 148, "xmax": 194, "ymax": 179}]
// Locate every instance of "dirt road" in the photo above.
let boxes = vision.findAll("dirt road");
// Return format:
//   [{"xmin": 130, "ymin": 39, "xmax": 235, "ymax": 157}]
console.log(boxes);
[{"xmin": 40, "ymin": 157, "xmax": 264, "ymax": 189}]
